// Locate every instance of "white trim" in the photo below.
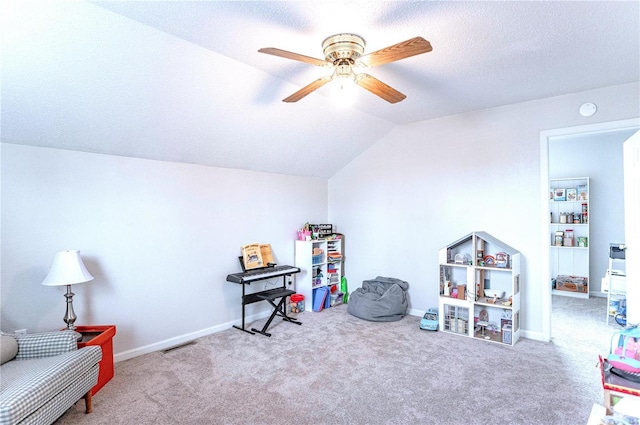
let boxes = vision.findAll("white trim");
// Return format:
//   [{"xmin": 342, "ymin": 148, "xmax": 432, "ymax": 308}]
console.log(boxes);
[
  {"xmin": 539, "ymin": 118, "xmax": 640, "ymax": 343},
  {"xmin": 541, "ymin": 118, "xmax": 640, "ymax": 140},
  {"xmin": 114, "ymin": 310, "xmax": 272, "ymax": 362},
  {"xmin": 540, "ymin": 128, "xmax": 551, "ymax": 342},
  {"xmin": 407, "ymin": 308, "xmax": 426, "ymax": 317},
  {"xmin": 521, "ymin": 329, "xmax": 545, "ymax": 342},
  {"xmin": 624, "ymin": 130, "xmax": 640, "ymax": 325}
]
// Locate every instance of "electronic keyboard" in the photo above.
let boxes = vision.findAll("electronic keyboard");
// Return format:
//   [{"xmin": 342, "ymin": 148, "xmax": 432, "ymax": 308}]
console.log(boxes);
[{"xmin": 226, "ymin": 265, "xmax": 300, "ymax": 284}]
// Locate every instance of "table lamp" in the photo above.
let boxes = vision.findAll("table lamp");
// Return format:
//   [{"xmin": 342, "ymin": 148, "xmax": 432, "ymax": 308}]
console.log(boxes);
[{"xmin": 42, "ymin": 250, "xmax": 94, "ymax": 340}]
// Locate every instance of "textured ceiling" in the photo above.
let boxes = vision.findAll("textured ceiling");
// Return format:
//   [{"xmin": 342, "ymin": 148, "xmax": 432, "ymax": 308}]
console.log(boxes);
[{"xmin": 2, "ymin": 1, "xmax": 639, "ymax": 178}]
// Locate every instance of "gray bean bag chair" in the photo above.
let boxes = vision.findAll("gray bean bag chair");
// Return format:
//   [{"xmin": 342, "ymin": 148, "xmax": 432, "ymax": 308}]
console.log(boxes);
[{"xmin": 347, "ymin": 276, "xmax": 409, "ymax": 322}]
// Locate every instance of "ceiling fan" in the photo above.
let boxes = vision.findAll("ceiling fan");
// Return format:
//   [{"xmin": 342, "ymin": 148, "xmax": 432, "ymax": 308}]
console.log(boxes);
[{"xmin": 258, "ymin": 33, "xmax": 432, "ymax": 104}]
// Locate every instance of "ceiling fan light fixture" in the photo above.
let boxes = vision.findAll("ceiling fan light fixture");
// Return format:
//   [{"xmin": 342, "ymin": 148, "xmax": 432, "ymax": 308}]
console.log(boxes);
[
  {"xmin": 322, "ymin": 33, "xmax": 365, "ymax": 63},
  {"xmin": 259, "ymin": 34, "xmax": 432, "ymax": 104},
  {"xmin": 330, "ymin": 74, "xmax": 357, "ymax": 108}
]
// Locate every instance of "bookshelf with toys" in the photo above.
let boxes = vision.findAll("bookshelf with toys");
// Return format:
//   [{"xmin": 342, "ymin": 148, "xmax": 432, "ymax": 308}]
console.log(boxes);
[{"xmin": 294, "ymin": 225, "xmax": 345, "ymax": 312}]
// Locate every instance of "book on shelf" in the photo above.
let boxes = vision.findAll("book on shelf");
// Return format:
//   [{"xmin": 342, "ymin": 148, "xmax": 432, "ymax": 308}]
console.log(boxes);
[
  {"xmin": 553, "ymin": 188, "xmax": 566, "ymax": 201},
  {"xmin": 577, "ymin": 184, "xmax": 588, "ymax": 201}
]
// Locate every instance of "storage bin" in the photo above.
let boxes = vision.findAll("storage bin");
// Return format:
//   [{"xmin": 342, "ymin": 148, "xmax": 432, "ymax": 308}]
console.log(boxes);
[
  {"xmin": 555, "ymin": 275, "xmax": 588, "ymax": 293},
  {"xmin": 312, "ymin": 247, "xmax": 323, "ymax": 265},
  {"xmin": 290, "ymin": 293, "xmax": 304, "ymax": 313}
]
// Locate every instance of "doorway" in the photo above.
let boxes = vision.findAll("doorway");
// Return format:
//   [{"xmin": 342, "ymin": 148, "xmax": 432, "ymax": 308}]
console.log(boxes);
[{"xmin": 539, "ymin": 118, "xmax": 640, "ymax": 342}]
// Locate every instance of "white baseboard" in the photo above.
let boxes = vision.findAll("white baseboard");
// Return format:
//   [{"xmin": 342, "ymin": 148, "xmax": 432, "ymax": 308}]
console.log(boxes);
[
  {"xmin": 520, "ymin": 329, "xmax": 546, "ymax": 342},
  {"xmin": 113, "ymin": 310, "xmax": 271, "ymax": 363},
  {"xmin": 407, "ymin": 308, "xmax": 424, "ymax": 317}
]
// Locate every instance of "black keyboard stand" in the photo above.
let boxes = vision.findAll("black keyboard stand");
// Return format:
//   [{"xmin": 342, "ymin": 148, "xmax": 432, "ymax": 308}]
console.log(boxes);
[
  {"xmin": 251, "ymin": 289, "xmax": 300, "ymax": 337},
  {"xmin": 228, "ymin": 266, "xmax": 301, "ymax": 336}
]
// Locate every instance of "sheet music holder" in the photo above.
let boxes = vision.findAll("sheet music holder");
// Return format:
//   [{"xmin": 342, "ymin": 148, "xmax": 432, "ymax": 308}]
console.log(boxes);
[{"xmin": 237, "ymin": 255, "xmax": 279, "ymax": 273}]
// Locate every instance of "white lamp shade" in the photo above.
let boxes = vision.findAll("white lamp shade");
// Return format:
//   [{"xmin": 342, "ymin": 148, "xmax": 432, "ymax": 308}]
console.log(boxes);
[{"xmin": 41, "ymin": 250, "xmax": 94, "ymax": 286}]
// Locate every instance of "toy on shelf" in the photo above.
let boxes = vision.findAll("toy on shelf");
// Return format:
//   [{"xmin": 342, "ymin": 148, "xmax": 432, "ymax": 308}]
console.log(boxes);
[
  {"xmin": 496, "ymin": 252, "xmax": 509, "ymax": 268},
  {"xmin": 483, "ymin": 255, "xmax": 496, "ymax": 266}
]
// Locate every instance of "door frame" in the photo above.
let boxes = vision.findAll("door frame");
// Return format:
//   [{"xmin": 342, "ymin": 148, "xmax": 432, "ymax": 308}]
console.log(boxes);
[
  {"xmin": 624, "ymin": 130, "xmax": 640, "ymax": 325},
  {"xmin": 539, "ymin": 118, "xmax": 640, "ymax": 342}
]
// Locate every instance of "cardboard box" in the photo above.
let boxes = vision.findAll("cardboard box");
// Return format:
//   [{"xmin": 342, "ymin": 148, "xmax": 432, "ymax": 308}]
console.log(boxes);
[{"xmin": 555, "ymin": 275, "xmax": 588, "ymax": 293}]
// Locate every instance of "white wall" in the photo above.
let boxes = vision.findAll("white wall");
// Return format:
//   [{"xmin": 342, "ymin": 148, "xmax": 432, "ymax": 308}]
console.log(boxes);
[
  {"xmin": 549, "ymin": 129, "xmax": 636, "ymax": 292},
  {"xmin": 329, "ymin": 82, "xmax": 640, "ymax": 340},
  {"xmin": 1, "ymin": 144, "xmax": 327, "ymax": 359},
  {"xmin": 2, "ymin": 83, "xmax": 638, "ymax": 358}
]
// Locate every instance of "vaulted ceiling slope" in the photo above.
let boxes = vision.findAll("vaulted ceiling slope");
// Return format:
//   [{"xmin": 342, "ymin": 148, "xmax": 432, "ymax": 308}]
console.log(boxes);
[{"xmin": 2, "ymin": 1, "xmax": 638, "ymax": 178}]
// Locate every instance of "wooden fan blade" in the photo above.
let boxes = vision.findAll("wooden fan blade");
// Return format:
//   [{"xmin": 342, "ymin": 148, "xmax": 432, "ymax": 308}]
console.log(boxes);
[
  {"xmin": 283, "ymin": 76, "xmax": 333, "ymax": 103},
  {"xmin": 358, "ymin": 37, "xmax": 432, "ymax": 68},
  {"xmin": 258, "ymin": 47, "xmax": 327, "ymax": 67},
  {"xmin": 355, "ymin": 74, "xmax": 406, "ymax": 103}
]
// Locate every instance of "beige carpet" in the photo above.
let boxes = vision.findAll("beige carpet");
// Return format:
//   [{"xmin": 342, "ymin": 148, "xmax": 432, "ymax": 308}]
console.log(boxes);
[{"xmin": 56, "ymin": 295, "xmax": 616, "ymax": 424}]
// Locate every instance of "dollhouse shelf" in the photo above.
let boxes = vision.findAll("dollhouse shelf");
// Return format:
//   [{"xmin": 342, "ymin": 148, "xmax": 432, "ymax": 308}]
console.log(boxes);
[{"xmin": 438, "ymin": 231, "xmax": 522, "ymax": 346}]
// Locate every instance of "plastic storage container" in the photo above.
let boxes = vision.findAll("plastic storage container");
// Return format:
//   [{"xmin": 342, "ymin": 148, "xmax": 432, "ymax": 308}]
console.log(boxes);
[
  {"xmin": 290, "ymin": 293, "xmax": 305, "ymax": 313},
  {"xmin": 563, "ymin": 229, "xmax": 574, "ymax": 247}
]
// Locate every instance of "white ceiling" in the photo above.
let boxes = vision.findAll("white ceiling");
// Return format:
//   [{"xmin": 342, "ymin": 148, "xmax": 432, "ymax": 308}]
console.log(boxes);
[{"xmin": 2, "ymin": 1, "xmax": 638, "ymax": 178}]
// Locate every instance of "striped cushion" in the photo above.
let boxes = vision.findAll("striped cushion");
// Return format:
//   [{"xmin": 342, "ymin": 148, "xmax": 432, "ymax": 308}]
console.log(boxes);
[
  {"xmin": 0, "ymin": 342, "xmax": 101, "ymax": 424},
  {"xmin": 14, "ymin": 331, "xmax": 77, "ymax": 360},
  {"xmin": 17, "ymin": 364, "xmax": 99, "ymax": 425}
]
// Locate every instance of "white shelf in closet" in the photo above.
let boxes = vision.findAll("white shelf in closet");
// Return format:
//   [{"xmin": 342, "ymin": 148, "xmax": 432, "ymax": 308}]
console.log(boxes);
[{"xmin": 549, "ymin": 177, "xmax": 590, "ymax": 299}]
